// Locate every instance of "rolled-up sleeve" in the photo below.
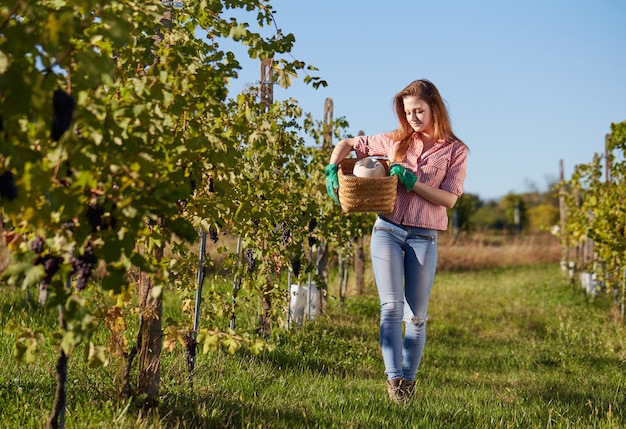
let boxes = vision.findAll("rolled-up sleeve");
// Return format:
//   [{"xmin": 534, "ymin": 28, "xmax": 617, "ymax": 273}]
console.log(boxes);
[
  {"xmin": 353, "ymin": 133, "xmax": 393, "ymax": 159},
  {"xmin": 440, "ymin": 144, "xmax": 469, "ymax": 196}
]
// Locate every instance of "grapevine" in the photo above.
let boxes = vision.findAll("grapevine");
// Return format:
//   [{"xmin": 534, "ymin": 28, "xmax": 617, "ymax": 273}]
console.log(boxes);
[
  {"xmin": 0, "ymin": 0, "xmax": 372, "ymax": 424},
  {"xmin": 557, "ymin": 121, "xmax": 626, "ymax": 316}
]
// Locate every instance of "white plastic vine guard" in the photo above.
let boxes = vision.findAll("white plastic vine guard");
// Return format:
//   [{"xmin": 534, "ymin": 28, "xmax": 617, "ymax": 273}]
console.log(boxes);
[{"xmin": 289, "ymin": 283, "xmax": 319, "ymax": 326}]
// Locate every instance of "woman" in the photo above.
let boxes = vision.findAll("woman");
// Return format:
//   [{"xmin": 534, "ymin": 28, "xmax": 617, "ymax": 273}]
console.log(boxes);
[{"xmin": 325, "ymin": 79, "xmax": 468, "ymax": 402}]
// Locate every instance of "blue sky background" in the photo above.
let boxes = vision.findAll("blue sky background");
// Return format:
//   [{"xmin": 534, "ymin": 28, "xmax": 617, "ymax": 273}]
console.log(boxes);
[{"xmin": 225, "ymin": 0, "xmax": 626, "ymax": 201}]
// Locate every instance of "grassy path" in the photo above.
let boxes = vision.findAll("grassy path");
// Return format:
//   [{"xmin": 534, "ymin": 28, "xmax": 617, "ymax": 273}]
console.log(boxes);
[{"xmin": 1, "ymin": 264, "xmax": 625, "ymax": 428}]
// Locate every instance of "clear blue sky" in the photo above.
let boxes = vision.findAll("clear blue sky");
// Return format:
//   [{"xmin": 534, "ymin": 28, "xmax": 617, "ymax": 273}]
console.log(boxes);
[{"xmin": 225, "ymin": 0, "xmax": 626, "ymax": 201}]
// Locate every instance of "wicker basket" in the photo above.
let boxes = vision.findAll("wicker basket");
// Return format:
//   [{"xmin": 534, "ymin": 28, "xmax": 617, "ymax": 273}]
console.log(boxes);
[{"xmin": 338, "ymin": 158, "xmax": 398, "ymax": 214}]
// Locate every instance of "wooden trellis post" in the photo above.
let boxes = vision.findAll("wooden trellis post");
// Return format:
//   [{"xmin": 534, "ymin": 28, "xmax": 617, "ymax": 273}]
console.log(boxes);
[
  {"xmin": 258, "ymin": 58, "xmax": 276, "ymax": 335},
  {"xmin": 317, "ymin": 98, "xmax": 333, "ymax": 312},
  {"xmin": 354, "ymin": 130, "xmax": 366, "ymax": 295},
  {"xmin": 323, "ymin": 97, "xmax": 333, "ymax": 150},
  {"xmin": 260, "ymin": 58, "xmax": 273, "ymax": 108},
  {"xmin": 605, "ymin": 133, "xmax": 612, "ymax": 183},
  {"xmin": 558, "ymin": 159, "xmax": 569, "ymax": 275}
]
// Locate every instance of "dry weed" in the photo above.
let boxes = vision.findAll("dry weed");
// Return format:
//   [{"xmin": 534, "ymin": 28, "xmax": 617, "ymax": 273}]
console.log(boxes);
[
  {"xmin": 438, "ymin": 232, "xmax": 561, "ymax": 271},
  {"xmin": 0, "ymin": 228, "xmax": 562, "ymax": 283}
]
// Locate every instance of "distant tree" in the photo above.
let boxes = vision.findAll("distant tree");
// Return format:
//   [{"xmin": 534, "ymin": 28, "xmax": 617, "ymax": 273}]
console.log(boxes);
[
  {"xmin": 501, "ymin": 193, "xmax": 528, "ymax": 232},
  {"xmin": 469, "ymin": 201, "xmax": 506, "ymax": 231},
  {"xmin": 448, "ymin": 193, "xmax": 481, "ymax": 232},
  {"xmin": 527, "ymin": 204, "xmax": 560, "ymax": 232}
]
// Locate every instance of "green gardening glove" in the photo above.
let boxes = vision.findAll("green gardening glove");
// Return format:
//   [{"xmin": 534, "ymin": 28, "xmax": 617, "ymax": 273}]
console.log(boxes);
[
  {"xmin": 389, "ymin": 164, "xmax": 418, "ymax": 192},
  {"xmin": 325, "ymin": 164, "xmax": 340, "ymax": 204}
]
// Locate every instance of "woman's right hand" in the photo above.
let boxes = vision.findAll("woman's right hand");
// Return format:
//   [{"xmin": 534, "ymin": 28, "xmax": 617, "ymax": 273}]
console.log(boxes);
[
  {"xmin": 325, "ymin": 164, "xmax": 340, "ymax": 204},
  {"xmin": 388, "ymin": 141, "xmax": 401, "ymax": 164}
]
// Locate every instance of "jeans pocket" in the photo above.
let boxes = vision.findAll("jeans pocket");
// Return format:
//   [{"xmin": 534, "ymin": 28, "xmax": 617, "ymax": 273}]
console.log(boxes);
[
  {"xmin": 410, "ymin": 232, "xmax": 436, "ymax": 242},
  {"xmin": 373, "ymin": 226, "xmax": 395, "ymax": 234}
]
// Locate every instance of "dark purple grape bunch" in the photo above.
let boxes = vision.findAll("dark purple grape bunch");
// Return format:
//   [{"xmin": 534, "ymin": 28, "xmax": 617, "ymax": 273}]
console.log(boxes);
[
  {"xmin": 85, "ymin": 203, "xmax": 105, "ymax": 232},
  {"xmin": 84, "ymin": 202, "xmax": 116, "ymax": 232},
  {"xmin": 245, "ymin": 249, "xmax": 255, "ymax": 273},
  {"xmin": 291, "ymin": 257, "xmax": 301, "ymax": 278},
  {"xmin": 274, "ymin": 221, "xmax": 290, "ymax": 245},
  {"xmin": 34, "ymin": 253, "xmax": 64, "ymax": 288},
  {"xmin": 307, "ymin": 218, "xmax": 317, "ymax": 248},
  {"xmin": 177, "ymin": 169, "xmax": 199, "ymax": 210},
  {"xmin": 51, "ymin": 89, "xmax": 75, "ymax": 142},
  {"xmin": 184, "ymin": 332, "xmax": 196, "ymax": 368},
  {"xmin": 42, "ymin": 256, "xmax": 64, "ymax": 287},
  {"xmin": 30, "ymin": 236, "xmax": 46, "ymax": 255},
  {"xmin": 61, "ymin": 219, "xmax": 76, "ymax": 230},
  {"xmin": 71, "ymin": 243, "xmax": 98, "ymax": 291},
  {"xmin": 31, "ymin": 236, "xmax": 64, "ymax": 287},
  {"xmin": 208, "ymin": 226, "xmax": 218, "ymax": 243},
  {"xmin": 0, "ymin": 170, "xmax": 17, "ymax": 201}
]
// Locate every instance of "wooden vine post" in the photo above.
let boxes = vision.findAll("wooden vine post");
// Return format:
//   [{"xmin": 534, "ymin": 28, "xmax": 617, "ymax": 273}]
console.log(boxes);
[
  {"xmin": 605, "ymin": 133, "xmax": 612, "ymax": 183},
  {"xmin": 257, "ymin": 57, "xmax": 274, "ymax": 336},
  {"xmin": 137, "ymin": 238, "xmax": 164, "ymax": 405},
  {"xmin": 558, "ymin": 159, "xmax": 569, "ymax": 275},
  {"xmin": 354, "ymin": 130, "xmax": 366, "ymax": 295},
  {"xmin": 317, "ymin": 98, "xmax": 334, "ymax": 310},
  {"xmin": 260, "ymin": 58, "xmax": 274, "ymax": 108},
  {"xmin": 47, "ymin": 307, "xmax": 68, "ymax": 429},
  {"xmin": 135, "ymin": 1, "xmax": 171, "ymax": 405}
]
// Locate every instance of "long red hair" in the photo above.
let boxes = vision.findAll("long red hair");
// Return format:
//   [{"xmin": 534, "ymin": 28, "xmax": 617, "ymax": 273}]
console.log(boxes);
[{"xmin": 389, "ymin": 79, "xmax": 465, "ymax": 162}]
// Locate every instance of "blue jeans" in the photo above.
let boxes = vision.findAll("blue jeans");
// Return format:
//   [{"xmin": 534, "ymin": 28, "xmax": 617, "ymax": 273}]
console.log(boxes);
[{"xmin": 370, "ymin": 216, "xmax": 438, "ymax": 381}]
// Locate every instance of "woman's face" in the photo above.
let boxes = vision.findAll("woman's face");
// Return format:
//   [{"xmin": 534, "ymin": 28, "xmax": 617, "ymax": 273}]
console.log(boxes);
[{"xmin": 403, "ymin": 96, "xmax": 434, "ymax": 136}]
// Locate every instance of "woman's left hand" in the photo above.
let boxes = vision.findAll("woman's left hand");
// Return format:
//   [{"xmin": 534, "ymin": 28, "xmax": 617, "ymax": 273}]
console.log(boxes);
[{"xmin": 325, "ymin": 164, "xmax": 340, "ymax": 204}]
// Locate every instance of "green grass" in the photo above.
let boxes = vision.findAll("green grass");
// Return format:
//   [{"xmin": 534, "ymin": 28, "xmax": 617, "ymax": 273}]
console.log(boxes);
[{"xmin": 1, "ymin": 264, "xmax": 625, "ymax": 428}]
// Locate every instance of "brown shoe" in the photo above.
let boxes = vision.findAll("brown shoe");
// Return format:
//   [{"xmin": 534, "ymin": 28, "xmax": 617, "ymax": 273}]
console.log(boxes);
[
  {"xmin": 386, "ymin": 378, "xmax": 403, "ymax": 401},
  {"xmin": 399, "ymin": 379, "xmax": 416, "ymax": 402}
]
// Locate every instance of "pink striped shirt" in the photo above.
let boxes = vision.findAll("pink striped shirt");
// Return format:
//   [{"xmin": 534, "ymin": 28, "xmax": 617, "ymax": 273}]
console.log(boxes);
[{"xmin": 353, "ymin": 133, "xmax": 468, "ymax": 231}]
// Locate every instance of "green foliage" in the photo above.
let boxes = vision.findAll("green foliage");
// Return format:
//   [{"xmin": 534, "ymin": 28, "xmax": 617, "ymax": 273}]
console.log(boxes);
[
  {"xmin": 0, "ymin": 0, "xmax": 303, "ymax": 358},
  {"xmin": 0, "ymin": 0, "xmax": 372, "ymax": 388},
  {"xmin": 556, "ymin": 120, "xmax": 626, "ymax": 309}
]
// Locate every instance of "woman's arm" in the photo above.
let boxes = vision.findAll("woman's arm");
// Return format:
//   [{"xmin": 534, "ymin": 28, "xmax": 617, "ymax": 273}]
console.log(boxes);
[
  {"xmin": 332, "ymin": 136, "xmax": 460, "ymax": 208},
  {"xmin": 411, "ymin": 182, "xmax": 459, "ymax": 209},
  {"xmin": 329, "ymin": 138, "xmax": 357, "ymax": 165}
]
